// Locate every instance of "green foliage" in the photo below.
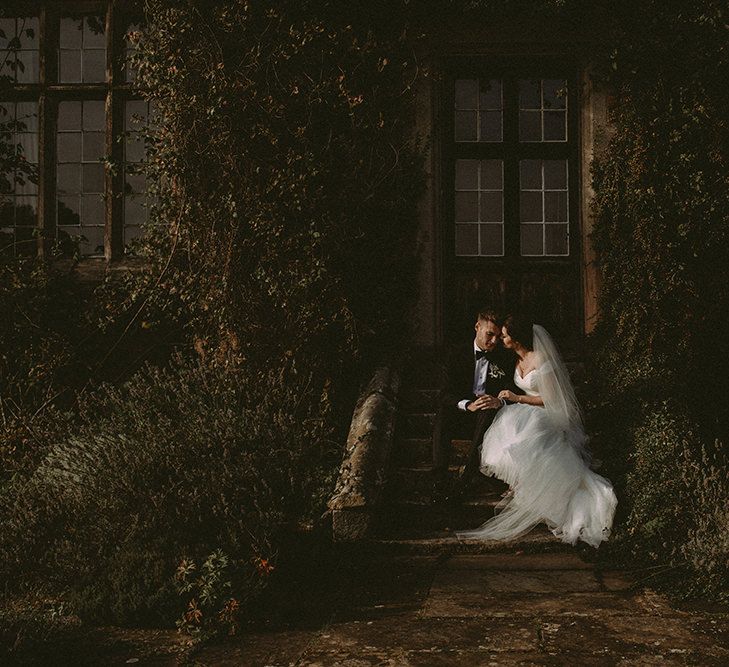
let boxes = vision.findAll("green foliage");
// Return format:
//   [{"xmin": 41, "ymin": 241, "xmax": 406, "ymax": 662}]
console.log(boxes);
[
  {"xmin": 0, "ymin": 355, "xmax": 338, "ymax": 624},
  {"xmin": 589, "ymin": 0, "xmax": 729, "ymax": 599},
  {"xmin": 0, "ymin": 259, "xmax": 87, "ymax": 477},
  {"xmin": 175, "ymin": 550, "xmax": 247, "ymax": 640},
  {"xmin": 122, "ymin": 0, "xmax": 425, "ymax": 370}
]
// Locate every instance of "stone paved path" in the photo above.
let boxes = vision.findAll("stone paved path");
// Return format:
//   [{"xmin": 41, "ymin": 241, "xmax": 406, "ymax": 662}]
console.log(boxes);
[{"xmin": 186, "ymin": 545, "xmax": 728, "ymax": 666}]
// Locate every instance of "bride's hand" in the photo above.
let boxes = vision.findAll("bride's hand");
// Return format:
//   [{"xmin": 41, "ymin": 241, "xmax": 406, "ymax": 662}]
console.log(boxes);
[{"xmin": 498, "ymin": 390, "xmax": 517, "ymax": 402}]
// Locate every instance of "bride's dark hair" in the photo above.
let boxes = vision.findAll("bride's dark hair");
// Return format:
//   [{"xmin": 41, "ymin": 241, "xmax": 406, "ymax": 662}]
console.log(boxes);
[{"xmin": 503, "ymin": 314, "xmax": 534, "ymax": 350}]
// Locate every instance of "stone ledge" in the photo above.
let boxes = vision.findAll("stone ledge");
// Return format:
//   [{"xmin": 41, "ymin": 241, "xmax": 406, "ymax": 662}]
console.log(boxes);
[{"xmin": 327, "ymin": 364, "xmax": 401, "ymax": 541}]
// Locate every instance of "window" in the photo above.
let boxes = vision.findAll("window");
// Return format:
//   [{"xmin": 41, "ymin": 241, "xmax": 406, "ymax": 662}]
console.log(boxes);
[
  {"xmin": 449, "ymin": 71, "xmax": 575, "ymax": 259},
  {"xmin": 0, "ymin": 3, "xmax": 150, "ymax": 260}
]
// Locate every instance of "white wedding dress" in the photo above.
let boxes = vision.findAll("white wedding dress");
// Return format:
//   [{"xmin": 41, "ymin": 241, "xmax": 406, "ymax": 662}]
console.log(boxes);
[{"xmin": 457, "ymin": 326, "xmax": 617, "ymax": 548}]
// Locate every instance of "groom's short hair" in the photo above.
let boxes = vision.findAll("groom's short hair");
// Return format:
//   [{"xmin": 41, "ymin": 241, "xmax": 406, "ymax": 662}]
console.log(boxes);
[{"xmin": 476, "ymin": 308, "xmax": 502, "ymax": 326}]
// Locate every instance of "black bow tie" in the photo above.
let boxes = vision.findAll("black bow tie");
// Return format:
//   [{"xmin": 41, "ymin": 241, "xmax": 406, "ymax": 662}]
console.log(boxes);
[{"xmin": 475, "ymin": 349, "xmax": 492, "ymax": 361}]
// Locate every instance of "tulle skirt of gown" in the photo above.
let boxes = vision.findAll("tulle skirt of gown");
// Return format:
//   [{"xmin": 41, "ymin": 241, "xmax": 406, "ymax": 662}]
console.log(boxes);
[{"xmin": 457, "ymin": 404, "xmax": 617, "ymax": 548}]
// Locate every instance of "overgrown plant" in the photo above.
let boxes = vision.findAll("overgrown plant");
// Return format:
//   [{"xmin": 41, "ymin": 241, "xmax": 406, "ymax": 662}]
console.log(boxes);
[
  {"xmin": 588, "ymin": 0, "xmax": 729, "ymax": 599},
  {"xmin": 0, "ymin": 356, "xmax": 338, "ymax": 624}
]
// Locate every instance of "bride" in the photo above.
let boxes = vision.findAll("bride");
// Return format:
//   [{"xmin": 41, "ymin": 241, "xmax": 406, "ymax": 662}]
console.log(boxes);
[{"xmin": 457, "ymin": 315, "xmax": 617, "ymax": 548}]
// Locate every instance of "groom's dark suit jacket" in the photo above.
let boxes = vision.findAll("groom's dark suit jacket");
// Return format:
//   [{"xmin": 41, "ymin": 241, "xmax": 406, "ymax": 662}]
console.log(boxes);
[{"xmin": 434, "ymin": 343, "xmax": 522, "ymax": 476}]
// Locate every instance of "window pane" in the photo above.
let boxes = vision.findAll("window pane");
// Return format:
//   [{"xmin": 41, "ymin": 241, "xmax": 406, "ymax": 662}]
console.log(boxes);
[
  {"xmin": 58, "ymin": 102, "xmax": 82, "ymax": 131},
  {"xmin": 16, "ymin": 176, "xmax": 37, "ymax": 195},
  {"xmin": 455, "ymin": 224, "xmax": 478, "ymax": 256},
  {"xmin": 543, "ymin": 160, "xmax": 567, "ymax": 189},
  {"xmin": 124, "ymin": 24, "xmax": 141, "ymax": 83},
  {"xmin": 480, "ymin": 224, "xmax": 503, "ymax": 256},
  {"xmin": 520, "ymin": 160, "xmax": 542, "ymax": 190},
  {"xmin": 0, "ymin": 17, "xmax": 40, "ymax": 83},
  {"xmin": 82, "ymin": 164, "xmax": 104, "ymax": 193},
  {"xmin": 480, "ymin": 160, "xmax": 503, "ymax": 190},
  {"xmin": 83, "ymin": 49, "xmax": 106, "ymax": 82},
  {"xmin": 59, "ymin": 18, "xmax": 83, "ymax": 49},
  {"xmin": 16, "ymin": 50, "xmax": 39, "ymax": 83},
  {"xmin": 83, "ymin": 16, "xmax": 106, "ymax": 48},
  {"xmin": 519, "ymin": 79, "xmax": 541, "ymax": 109},
  {"xmin": 455, "ymin": 159, "xmax": 478, "ymax": 190},
  {"xmin": 521, "ymin": 224, "xmax": 543, "ymax": 256},
  {"xmin": 543, "ymin": 79, "xmax": 567, "ymax": 110},
  {"xmin": 77, "ymin": 225, "xmax": 105, "ymax": 256},
  {"xmin": 16, "ymin": 102, "xmax": 38, "ymax": 132},
  {"xmin": 58, "ymin": 199, "xmax": 80, "ymax": 225},
  {"xmin": 479, "ymin": 79, "xmax": 502, "ymax": 110},
  {"xmin": 59, "ymin": 51, "xmax": 82, "ymax": 82},
  {"xmin": 455, "ymin": 111, "xmax": 477, "ymax": 142},
  {"xmin": 545, "ymin": 224, "xmax": 569, "ymax": 255},
  {"xmin": 125, "ymin": 100, "xmax": 149, "ymax": 125},
  {"xmin": 479, "ymin": 111, "xmax": 502, "ymax": 142},
  {"xmin": 125, "ymin": 169, "xmax": 146, "ymax": 194},
  {"xmin": 519, "ymin": 111, "xmax": 541, "ymax": 142},
  {"xmin": 543, "ymin": 110, "xmax": 566, "ymax": 141},
  {"xmin": 544, "ymin": 191, "xmax": 568, "ymax": 222},
  {"xmin": 81, "ymin": 195, "xmax": 104, "ymax": 221},
  {"xmin": 82, "ymin": 132, "xmax": 104, "ymax": 162},
  {"xmin": 125, "ymin": 137, "xmax": 145, "ymax": 163},
  {"xmin": 124, "ymin": 198, "xmax": 146, "ymax": 226},
  {"xmin": 455, "ymin": 79, "xmax": 478, "ymax": 109},
  {"xmin": 479, "ymin": 192, "xmax": 503, "ymax": 222},
  {"xmin": 58, "ymin": 133, "xmax": 81, "ymax": 162},
  {"xmin": 520, "ymin": 191, "xmax": 542, "ymax": 222},
  {"xmin": 83, "ymin": 101, "xmax": 105, "ymax": 131},
  {"xmin": 57, "ymin": 164, "xmax": 81, "ymax": 194},
  {"xmin": 455, "ymin": 192, "xmax": 478, "ymax": 222}
]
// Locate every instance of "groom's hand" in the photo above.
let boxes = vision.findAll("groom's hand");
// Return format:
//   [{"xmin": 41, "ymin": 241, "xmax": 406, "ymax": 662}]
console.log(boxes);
[{"xmin": 467, "ymin": 394, "xmax": 501, "ymax": 411}]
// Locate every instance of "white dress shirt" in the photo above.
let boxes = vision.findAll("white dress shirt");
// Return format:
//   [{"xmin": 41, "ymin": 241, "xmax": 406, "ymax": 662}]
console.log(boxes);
[{"xmin": 457, "ymin": 340, "xmax": 491, "ymax": 411}]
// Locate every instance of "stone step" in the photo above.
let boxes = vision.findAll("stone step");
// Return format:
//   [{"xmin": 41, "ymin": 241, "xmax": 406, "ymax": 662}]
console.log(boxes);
[
  {"xmin": 393, "ymin": 436, "xmax": 474, "ymax": 468},
  {"xmin": 389, "ymin": 465, "xmax": 506, "ymax": 501},
  {"xmin": 390, "ymin": 465, "xmax": 451, "ymax": 496},
  {"xmin": 392, "ymin": 437, "xmax": 432, "ymax": 466},
  {"xmin": 396, "ymin": 411, "xmax": 436, "ymax": 440},
  {"xmin": 401, "ymin": 359, "xmax": 441, "ymax": 390},
  {"xmin": 376, "ymin": 496, "xmax": 504, "ymax": 537},
  {"xmin": 368, "ymin": 525, "xmax": 569, "ymax": 556},
  {"xmin": 399, "ymin": 388, "xmax": 439, "ymax": 412}
]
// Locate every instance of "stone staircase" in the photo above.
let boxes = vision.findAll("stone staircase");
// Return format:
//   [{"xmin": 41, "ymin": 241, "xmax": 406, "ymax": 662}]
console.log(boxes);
[{"xmin": 371, "ymin": 356, "xmax": 568, "ymax": 556}]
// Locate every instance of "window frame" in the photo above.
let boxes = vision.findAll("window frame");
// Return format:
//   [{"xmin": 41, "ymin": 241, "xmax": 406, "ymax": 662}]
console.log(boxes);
[{"xmin": 442, "ymin": 56, "xmax": 581, "ymax": 268}]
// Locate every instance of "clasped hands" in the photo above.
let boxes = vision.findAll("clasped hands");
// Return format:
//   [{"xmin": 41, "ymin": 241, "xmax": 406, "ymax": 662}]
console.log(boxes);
[{"xmin": 467, "ymin": 394, "xmax": 502, "ymax": 411}]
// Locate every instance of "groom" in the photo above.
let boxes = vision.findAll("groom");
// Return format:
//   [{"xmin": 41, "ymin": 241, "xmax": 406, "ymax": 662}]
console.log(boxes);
[{"xmin": 434, "ymin": 308, "xmax": 521, "ymax": 497}]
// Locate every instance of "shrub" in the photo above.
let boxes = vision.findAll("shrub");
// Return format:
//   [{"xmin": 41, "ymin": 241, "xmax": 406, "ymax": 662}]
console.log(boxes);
[
  {"xmin": 0, "ymin": 354, "xmax": 339, "ymax": 625},
  {"xmin": 588, "ymin": 1, "xmax": 729, "ymax": 599},
  {"xmin": 0, "ymin": 258, "xmax": 87, "ymax": 479}
]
